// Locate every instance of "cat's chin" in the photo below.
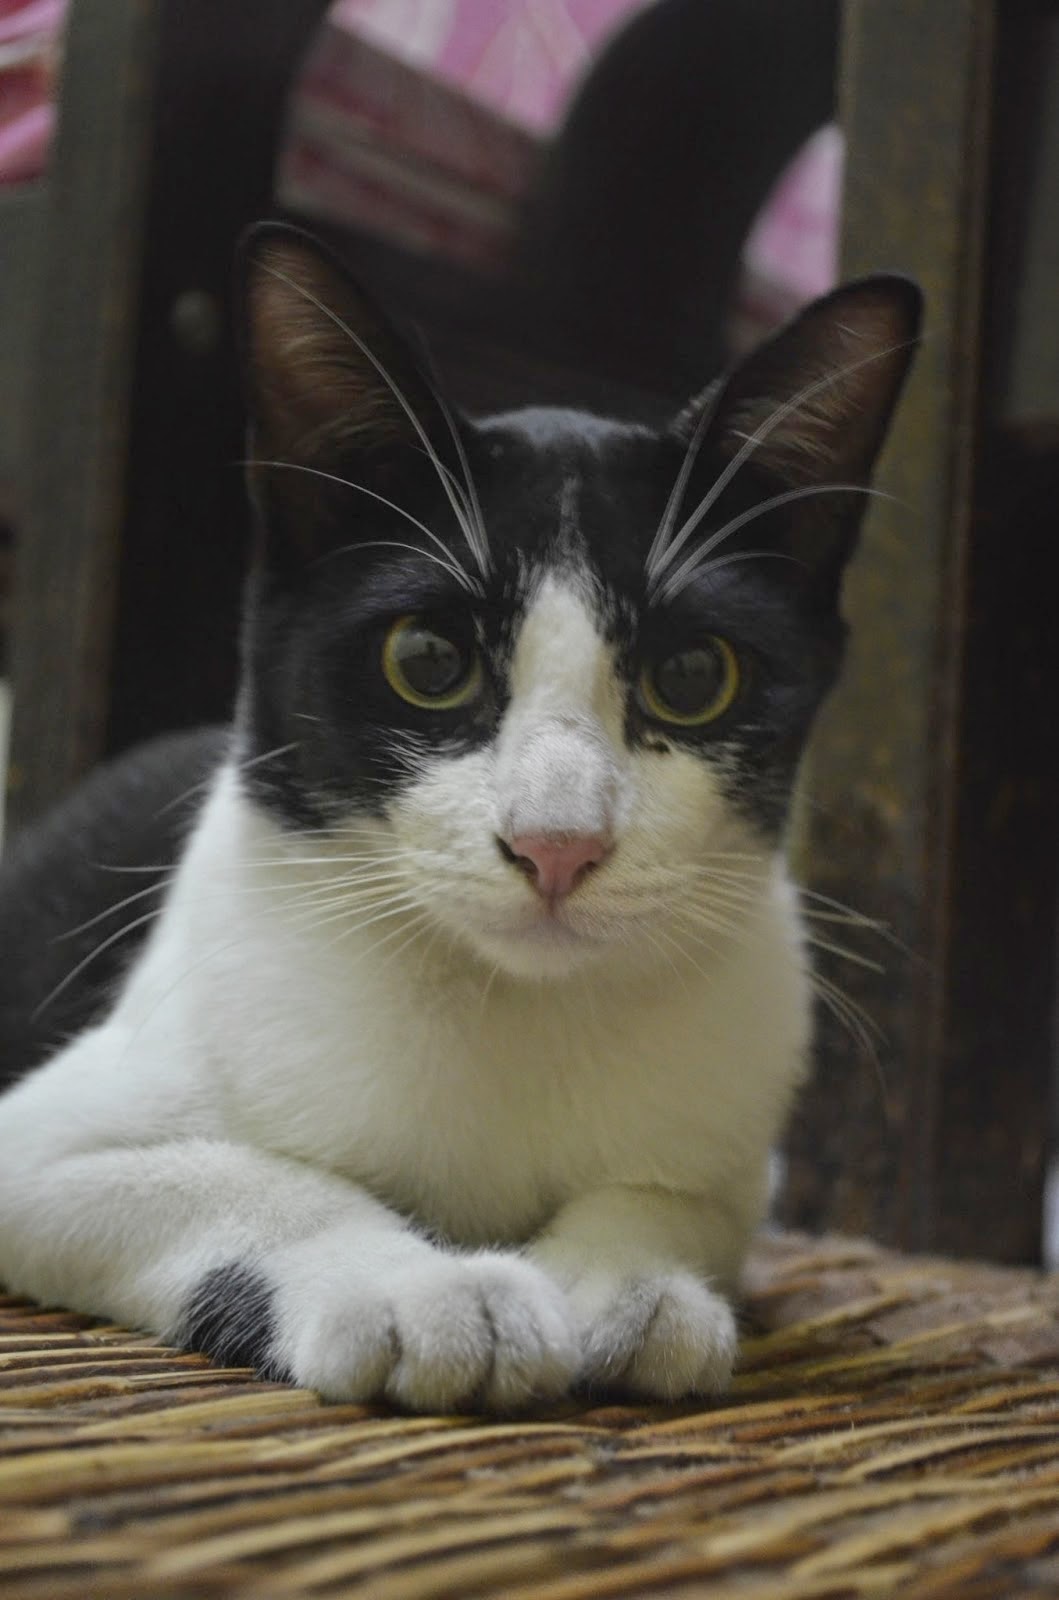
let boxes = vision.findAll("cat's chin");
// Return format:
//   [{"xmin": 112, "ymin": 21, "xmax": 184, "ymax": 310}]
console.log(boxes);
[
  {"xmin": 459, "ymin": 903, "xmax": 659, "ymax": 983},
  {"xmin": 465, "ymin": 911, "xmax": 613, "ymax": 982}
]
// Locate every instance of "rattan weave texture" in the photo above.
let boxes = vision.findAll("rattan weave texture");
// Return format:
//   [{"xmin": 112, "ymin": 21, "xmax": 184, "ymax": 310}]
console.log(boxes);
[{"xmin": 2, "ymin": 1232, "xmax": 1058, "ymax": 1598}]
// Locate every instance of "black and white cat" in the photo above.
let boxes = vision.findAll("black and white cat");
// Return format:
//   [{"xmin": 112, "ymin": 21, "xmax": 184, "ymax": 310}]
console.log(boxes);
[{"xmin": 0, "ymin": 227, "xmax": 919, "ymax": 1410}]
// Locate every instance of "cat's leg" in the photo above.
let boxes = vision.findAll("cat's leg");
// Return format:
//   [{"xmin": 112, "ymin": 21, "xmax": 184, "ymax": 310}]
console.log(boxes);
[
  {"xmin": 529, "ymin": 1184, "xmax": 758, "ymax": 1399},
  {"xmin": 0, "ymin": 1033, "xmax": 577, "ymax": 1411}
]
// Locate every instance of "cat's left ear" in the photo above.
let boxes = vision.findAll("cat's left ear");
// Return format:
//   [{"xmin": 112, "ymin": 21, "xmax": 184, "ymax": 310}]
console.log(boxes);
[{"xmin": 675, "ymin": 275, "xmax": 922, "ymax": 594}]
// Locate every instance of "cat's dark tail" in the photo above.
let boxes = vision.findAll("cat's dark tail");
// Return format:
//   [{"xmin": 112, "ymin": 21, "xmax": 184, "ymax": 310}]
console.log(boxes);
[{"xmin": 513, "ymin": 0, "xmax": 839, "ymax": 411}]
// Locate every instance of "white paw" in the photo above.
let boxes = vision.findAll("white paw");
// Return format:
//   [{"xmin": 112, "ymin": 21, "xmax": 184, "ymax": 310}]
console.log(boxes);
[
  {"xmin": 571, "ymin": 1270, "xmax": 737, "ymax": 1399},
  {"xmin": 282, "ymin": 1251, "xmax": 578, "ymax": 1412}
]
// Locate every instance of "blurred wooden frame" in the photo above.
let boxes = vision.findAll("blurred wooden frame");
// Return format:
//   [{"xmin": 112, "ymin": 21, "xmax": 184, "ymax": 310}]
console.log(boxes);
[
  {"xmin": 785, "ymin": 0, "xmax": 1059, "ymax": 1264},
  {"xmin": 1, "ymin": 0, "xmax": 332, "ymax": 832}
]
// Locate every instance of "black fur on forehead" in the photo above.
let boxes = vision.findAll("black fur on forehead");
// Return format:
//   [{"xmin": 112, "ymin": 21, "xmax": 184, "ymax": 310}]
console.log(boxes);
[{"xmin": 235, "ymin": 225, "xmax": 920, "ymax": 837}]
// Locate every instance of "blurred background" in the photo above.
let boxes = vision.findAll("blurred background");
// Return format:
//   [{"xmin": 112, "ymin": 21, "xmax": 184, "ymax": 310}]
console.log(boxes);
[{"xmin": 0, "ymin": 0, "xmax": 1057, "ymax": 1269}]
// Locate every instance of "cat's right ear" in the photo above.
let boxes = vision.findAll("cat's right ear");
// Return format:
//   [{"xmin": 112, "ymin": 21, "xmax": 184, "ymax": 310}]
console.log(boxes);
[
  {"xmin": 665, "ymin": 275, "xmax": 921, "ymax": 603},
  {"xmin": 237, "ymin": 223, "xmax": 451, "ymax": 553}
]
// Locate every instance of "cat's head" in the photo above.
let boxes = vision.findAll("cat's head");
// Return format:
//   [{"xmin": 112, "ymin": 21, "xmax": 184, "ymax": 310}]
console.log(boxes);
[{"xmin": 235, "ymin": 226, "xmax": 919, "ymax": 981}]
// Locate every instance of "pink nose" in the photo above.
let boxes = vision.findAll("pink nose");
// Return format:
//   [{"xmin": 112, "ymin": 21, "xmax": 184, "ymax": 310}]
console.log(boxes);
[{"xmin": 506, "ymin": 833, "xmax": 611, "ymax": 901}]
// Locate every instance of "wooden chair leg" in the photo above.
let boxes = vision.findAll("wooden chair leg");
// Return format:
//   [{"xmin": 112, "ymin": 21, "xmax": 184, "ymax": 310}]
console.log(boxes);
[
  {"xmin": 783, "ymin": 0, "xmax": 1059, "ymax": 1264},
  {"xmin": 6, "ymin": 0, "xmax": 330, "ymax": 835},
  {"xmin": 5, "ymin": 0, "xmax": 158, "ymax": 835},
  {"xmin": 102, "ymin": 0, "xmax": 332, "ymax": 765}
]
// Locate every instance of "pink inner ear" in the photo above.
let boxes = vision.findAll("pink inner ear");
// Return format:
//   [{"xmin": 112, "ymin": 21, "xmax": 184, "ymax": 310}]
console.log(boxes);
[
  {"xmin": 248, "ymin": 240, "xmax": 425, "ymax": 464},
  {"xmin": 716, "ymin": 283, "xmax": 920, "ymax": 488}
]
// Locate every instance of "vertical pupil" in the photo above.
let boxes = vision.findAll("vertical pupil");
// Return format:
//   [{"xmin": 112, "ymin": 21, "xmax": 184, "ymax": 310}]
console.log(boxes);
[
  {"xmin": 400, "ymin": 629, "xmax": 462, "ymax": 695},
  {"xmin": 658, "ymin": 646, "xmax": 720, "ymax": 713}
]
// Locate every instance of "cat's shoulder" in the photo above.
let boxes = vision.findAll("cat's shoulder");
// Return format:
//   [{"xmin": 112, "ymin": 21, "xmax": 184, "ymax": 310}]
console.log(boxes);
[{"xmin": 0, "ymin": 727, "xmax": 229, "ymax": 1084}]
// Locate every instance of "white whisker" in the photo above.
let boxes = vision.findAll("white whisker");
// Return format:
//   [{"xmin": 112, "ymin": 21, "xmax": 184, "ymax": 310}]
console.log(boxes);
[
  {"xmin": 326, "ymin": 538, "xmax": 477, "ymax": 593},
  {"xmin": 363, "ymin": 910, "xmax": 441, "ymax": 975},
  {"xmin": 201, "ymin": 868, "xmax": 412, "ymax": 900},
  {"xmin": 479, "ymin": 961, "xmax": 502, "ymax": 1013},
  {"xmin": 650, "ymin": 922, "xmax": 713, "ymax": 983},
  {"xmin": 251, "ymin": 461, "xmax": 480, "ymax": 595},
  {"xmin": 285, "ymin": 891, "xmax": 422, "ymax": 938},
  {"xmin": 644, "ymin": 383, "xmax": 723, "ymax": 580},
  {"xmin": 92, "ymin": 861, "xmax": 189, "ymax": 875},
  {"xmin": 662, "ymin": 550, "xmax": 803, "ymax": 601},
  {"xmin": 811, "ymin": 970, "xmax": 889, "ymax": 1106},
  {"xmin": 52, "ymin": 880, "xmax": 175, "ymax": 945},
  {"xmin": 153, "ymin": 741, "xmax": 296, "ymax": 821},
  {"xmin": 655, "ymin": 485, "xmax": 895, "ymax": 603},
  {"xmin": 412, "ymin": 919, "xmax": 450, "ymax": 987},
  {"xmin": 427, "ymin": 454, "xmax": 472, "ymax": 523},
  {"xmin": 640, "ymin": 926, "xmax": 692, "ymax": 989},
  {"xmin": 670, "ymin": 900, "xmax": 754, "ymax": 950},
  {"xmin": 427, "ymin": 393, "xmax": 490, "ymax": 576},
  {"xmin": 684, "ymin": 862, "xmax": 771, "ymax": 884},
  {"xmin": 33, "ymin": 909, "xmax": 166, "ymax": 1021},
  {"xmin": 653, "ymin": 336, "xmax": 919, "ymax": 585},
  {"xmin": 321, "ymin": 903, "xmax": 434, "ymax": 965},
  {"xmin": 273, "ymin": 887, "xmax": 412, "ymax": 926},
  {"xmin": 232, "ymin": 848, "xmax": 410, "ymax": 869},
  {"xmin": 803, "ymin": 935, "xmax": 885, "ymax": 975}
]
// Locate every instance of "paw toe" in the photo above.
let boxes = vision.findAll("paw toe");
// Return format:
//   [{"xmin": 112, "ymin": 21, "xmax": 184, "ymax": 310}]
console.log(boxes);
[
  {"xmin": 469, "ymin": 1258, "xmax": 579, "ymax": 1409},
  {"xmin": 578, "ymin": 1273, "xmax": 738, "ymax": 1400},
  {"xmin": 288, "ymin": 1301, "xmax": 397, "ymax": 1401},
  {"xmin": 275, "ymin": 1250, "xmax": 578, "ymax": 1413},
  {"xmin": 627, "ymin": 1275, "xmax": 737, "ymax": 1398},
  {"xmin": 386, "ymin": 1268, "xmax": 494, "ymax": 1411}
]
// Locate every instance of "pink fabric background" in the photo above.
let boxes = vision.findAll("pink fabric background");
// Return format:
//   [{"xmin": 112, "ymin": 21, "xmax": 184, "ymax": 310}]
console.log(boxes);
[
  {"xmin": 0, "ymin": 0, "xmax": 67, "ymax": 184},
  {"xmin": 0, "ymin": 0, "xmax": 841, "ymax": 334},
  {"xmin": 331, "ymin": 0, "xmax": 645, "ymax": 133}
]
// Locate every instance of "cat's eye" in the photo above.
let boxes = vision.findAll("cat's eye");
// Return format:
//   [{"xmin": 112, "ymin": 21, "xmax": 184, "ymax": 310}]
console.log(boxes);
[
  {"xmin": 382, "ymin": 616, "xmax": 483, "ymax": 710},
  {"xmin": 639, "ymin": 637, "xmax": 740, "ymax": 727}
]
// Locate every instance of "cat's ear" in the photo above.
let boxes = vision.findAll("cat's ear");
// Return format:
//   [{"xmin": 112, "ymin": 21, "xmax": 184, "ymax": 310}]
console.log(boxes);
[
  {"xmin": 238, "ymin": 224, "xmax": 454, "ymax": 549},
  {"xmin": 675, "ymin": 275, "xmax": 922, "ymax": 593},
  {"xmin": 239, "ymin": 223, "xmax": 445, "ymax": 461}
]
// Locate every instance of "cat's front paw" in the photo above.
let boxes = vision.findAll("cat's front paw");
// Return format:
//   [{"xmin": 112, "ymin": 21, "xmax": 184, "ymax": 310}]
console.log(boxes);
[
  {"xmin": 282, "ymin": 1251, "xmax": 578, "ymax": 1412},
  {"xmin": 569, "ymin": 1270, "xmax": 737, "ymax": 1399}
]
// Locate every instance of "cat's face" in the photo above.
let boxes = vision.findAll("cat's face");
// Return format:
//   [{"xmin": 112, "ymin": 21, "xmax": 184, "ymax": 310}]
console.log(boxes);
[{"xmin": 236, "ymin": 228, "xmax": 919, "ymax": 980}]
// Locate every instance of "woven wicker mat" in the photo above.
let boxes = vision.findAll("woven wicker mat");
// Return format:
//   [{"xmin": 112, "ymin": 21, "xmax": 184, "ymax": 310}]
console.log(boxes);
[{"xmin": 2, "ymin": 1233, "xmax": 1058, "ymax": 1599}]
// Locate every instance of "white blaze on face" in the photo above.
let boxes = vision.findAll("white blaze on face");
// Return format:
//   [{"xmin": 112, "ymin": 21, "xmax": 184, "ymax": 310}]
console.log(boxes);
[
  {"xmin": 494, "ymin": 574, "xmax": 630, "ymax": 843},
  {"xmin": 383, "ymin": 565, "xmax": 770, "ymax": 982}
]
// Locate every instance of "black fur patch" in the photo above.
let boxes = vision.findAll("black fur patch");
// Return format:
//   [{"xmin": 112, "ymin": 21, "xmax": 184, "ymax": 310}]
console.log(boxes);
[
  {"xmin": 0, "ymin": 727, "xmax": 228, "ymax": 1087},
  {"xmin": 179, "ymin": 1263, "xmax": 286, "ymax": 1378}
]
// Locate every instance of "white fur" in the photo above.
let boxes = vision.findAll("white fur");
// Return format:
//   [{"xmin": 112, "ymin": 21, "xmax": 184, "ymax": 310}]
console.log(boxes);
[{"xmin": 0, "ymin": 577, "xmax": 810, "ymax": 1409}]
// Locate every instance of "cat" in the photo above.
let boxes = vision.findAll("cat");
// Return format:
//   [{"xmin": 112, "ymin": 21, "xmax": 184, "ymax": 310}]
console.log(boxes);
[{"xmin": 0, "ymin": 225, "xmax": 919, "ymax": 1411}]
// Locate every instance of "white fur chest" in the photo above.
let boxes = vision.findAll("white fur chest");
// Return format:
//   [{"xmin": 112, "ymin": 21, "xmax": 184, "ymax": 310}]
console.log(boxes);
[{"xmin": 119, "ymin": 775, "xmax": 811, "ymax": 1248}]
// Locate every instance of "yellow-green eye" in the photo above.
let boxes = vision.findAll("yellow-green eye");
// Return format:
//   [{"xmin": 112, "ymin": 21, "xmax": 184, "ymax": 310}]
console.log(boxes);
[
  {"xmin": 382, "ymin": 615, "xmax": 483, "ymax": 710},
  {"xmin": 639, "ymin": 636, "xmax": 740, "ymax": 727}
]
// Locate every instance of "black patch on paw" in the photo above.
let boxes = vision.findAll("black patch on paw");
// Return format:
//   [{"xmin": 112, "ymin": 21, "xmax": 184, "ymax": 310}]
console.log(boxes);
[{"xmin": 178, "ymin": 1263, "xmax": 287, "ymax": 1379}]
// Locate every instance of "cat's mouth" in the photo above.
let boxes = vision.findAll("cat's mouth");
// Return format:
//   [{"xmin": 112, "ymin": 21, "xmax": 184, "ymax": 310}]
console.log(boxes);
[
  {"xmin": 468, "ymin": 907, "xmax": 608, "ymax": 978},
  {"xmin": 507, "ymin": 909, "xmax": 602, "ymax": 947}
]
